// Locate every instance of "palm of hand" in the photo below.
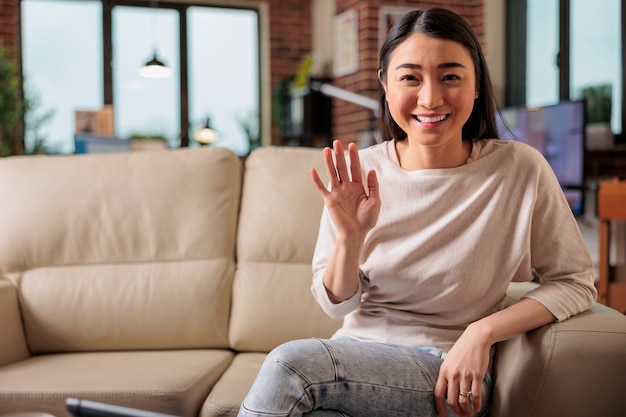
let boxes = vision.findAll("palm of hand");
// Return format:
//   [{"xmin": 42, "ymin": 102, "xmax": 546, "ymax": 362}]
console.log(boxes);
[
  {"xmin": 323, "ymin": 179, "xmax": 379, "ymax": 239},
  {"xmin": 310, "ymin": 140, "xmax": 381, "ymax": 241}
]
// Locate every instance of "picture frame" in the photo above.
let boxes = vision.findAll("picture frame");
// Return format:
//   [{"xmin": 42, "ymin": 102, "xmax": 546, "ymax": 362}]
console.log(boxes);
[{"xmin": 332, "ymin": 8, "xmax": 359, "ymax": 77}]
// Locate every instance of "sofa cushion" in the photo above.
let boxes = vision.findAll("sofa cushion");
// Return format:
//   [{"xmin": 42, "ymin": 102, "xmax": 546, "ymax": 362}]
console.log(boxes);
[
  {"xmin": 200, "ymin": 353, "xmax": 267, "ymax": 417},
  {"xmin": 0, "ymin": 349, "xmax": 233, "ymax": 417},
  {"xmin": 230, "ymin": 147, "xmax": 342, "ymax": 352},
  {"xmin": 17, "ymin": 260, "xmax": 232, "ymax": 353},
  {"xmin": 0, "ymin": 147, "xmax": 241, "ymax": 352}
]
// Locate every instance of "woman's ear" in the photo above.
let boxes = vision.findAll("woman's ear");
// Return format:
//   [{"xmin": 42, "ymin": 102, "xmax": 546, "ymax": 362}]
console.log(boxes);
[{"xmin": 378, "ymin": 69, "xmax": 387, "ymax": 95}]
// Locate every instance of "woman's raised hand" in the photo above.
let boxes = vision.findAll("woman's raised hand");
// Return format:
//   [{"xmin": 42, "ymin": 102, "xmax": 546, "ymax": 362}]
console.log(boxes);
[{"xmin": 310, "ymin": 140, "xmax": 380, "ymax": 243}]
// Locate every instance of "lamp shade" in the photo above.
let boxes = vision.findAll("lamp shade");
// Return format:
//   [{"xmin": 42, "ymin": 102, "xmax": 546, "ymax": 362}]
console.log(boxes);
[
  {"xmin": 139, "ymin": 53, "xmax": 172, "ymax": 78},
  {"xmin": 194, "ymin": 118, "xmax": 219, "ymax": 144}
]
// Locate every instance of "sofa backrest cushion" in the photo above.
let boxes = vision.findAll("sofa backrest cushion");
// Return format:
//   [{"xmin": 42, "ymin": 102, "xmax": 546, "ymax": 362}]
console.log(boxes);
[
  {"xmin": 0, "ymin": 147, "xmax": 240, "ymax": 353},
  {"xmin": 230, "ymin": 146, "xmax": 342, "ymax": 352}
]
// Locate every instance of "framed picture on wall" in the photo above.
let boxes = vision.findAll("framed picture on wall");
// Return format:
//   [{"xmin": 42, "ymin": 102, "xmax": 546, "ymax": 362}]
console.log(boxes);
[
  {"xmin": 379, "ymin": 6, "xmax": 413, "ymax": 50},
  {"xmin": 333, "ymin": 8, "xmax": 359, "ymax": 77}
]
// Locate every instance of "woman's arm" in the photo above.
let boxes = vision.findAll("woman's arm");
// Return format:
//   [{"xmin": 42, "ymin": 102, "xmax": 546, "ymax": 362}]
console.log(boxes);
[{"xmin": 310, "ymin": 140, "xmax": 380, "ymax": 303}]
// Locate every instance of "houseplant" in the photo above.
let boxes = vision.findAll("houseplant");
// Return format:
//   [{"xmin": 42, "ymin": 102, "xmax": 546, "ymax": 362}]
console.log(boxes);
[{"xmin": 580, "ymin": 83, "xmax": 613, "ymax": 149}]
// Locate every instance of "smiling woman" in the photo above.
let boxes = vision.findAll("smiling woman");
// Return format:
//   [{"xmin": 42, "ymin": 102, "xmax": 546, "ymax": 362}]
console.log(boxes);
[{"xmin": 20, "ymin": 0, "xmax": 260, "ymax": 156}]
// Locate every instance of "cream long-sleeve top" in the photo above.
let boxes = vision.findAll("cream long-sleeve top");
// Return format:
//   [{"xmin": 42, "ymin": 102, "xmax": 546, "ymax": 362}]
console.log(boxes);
[{"xmin": 311, "ymin": 139, "xmax": 597, "ymax": 351}]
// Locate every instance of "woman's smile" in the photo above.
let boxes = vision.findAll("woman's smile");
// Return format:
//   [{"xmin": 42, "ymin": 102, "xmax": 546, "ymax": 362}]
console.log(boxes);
[{"xmin": 413, "ymin": 113, "xmax": 450, "ymax": 126}]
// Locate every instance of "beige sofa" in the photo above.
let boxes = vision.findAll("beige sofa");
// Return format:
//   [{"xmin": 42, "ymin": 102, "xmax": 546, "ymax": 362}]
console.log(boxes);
[{"xmin": 0, "ymin": 146, "xmax": 625, "ymax": 417}]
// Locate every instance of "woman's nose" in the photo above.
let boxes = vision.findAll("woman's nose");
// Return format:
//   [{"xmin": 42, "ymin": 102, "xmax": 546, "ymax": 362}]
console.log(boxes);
[{"xmin": 417, "ymin": 80, "xmax": 443, "ymax": 109}]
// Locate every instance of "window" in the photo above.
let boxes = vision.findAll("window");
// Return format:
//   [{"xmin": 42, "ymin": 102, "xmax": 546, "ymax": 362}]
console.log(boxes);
[
  {"xmin": 569, "ymin": 0, "xmax": 621, "ymax": 134},
  {"xmin": 20, "ymin": 0, "xmax": 261, "ymax": 156},
  {"xmin": 21, "ymin": 0, "xmax": 103, "ymax": 153},
  {"xmin": 187, "ymin": 6, "xmax": 259, "ymax": 155},
  {"xmin": 525, "ymin": 0, "xmax": 559, "ymax": 107},
  {"xmin": 112, "ymin": 5, "xmax": 180, "ymax": 147},
  {"xmin": 506, "ymin": 0, "xmax": 623, "ymax": 141}
]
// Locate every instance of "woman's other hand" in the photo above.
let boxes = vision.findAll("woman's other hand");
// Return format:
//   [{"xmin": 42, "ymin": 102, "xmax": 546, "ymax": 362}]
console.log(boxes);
[{"xmin": 434, "ymin": 324, "xmax": 491, "ymax": 417}]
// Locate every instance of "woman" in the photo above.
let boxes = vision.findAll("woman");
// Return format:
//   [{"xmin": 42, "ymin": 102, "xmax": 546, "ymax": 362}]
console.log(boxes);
[{"xmin": 238, "ymin": 8, "xmax": 596, "ymax": 417}]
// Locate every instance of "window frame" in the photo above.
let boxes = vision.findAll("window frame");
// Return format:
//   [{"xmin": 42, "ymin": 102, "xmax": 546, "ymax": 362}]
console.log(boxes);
[
  {"xmin": 104, "ymin": 0, "xmax": 262, "ymax": 148},
  {"xmin": 505, "ymin": 0, "xmax": 624, "ymax": 143}
]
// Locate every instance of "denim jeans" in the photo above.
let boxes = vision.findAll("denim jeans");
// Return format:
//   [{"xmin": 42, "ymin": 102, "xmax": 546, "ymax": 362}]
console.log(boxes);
[{"xmin": 238, "ymin": 338, "xmax": 491, "ymax": 417}]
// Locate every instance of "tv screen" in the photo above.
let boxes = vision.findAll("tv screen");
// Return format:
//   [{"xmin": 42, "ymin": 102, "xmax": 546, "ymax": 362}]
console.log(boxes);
[{"xmin": 496, "ymin": 100, "xmax": 586, "ymax": 215}]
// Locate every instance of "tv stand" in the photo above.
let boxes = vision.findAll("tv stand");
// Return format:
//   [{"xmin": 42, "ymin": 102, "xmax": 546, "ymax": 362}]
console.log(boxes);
[{"xmin": 585, "ymin": 146, "xmax": 626, "ymax": 179}]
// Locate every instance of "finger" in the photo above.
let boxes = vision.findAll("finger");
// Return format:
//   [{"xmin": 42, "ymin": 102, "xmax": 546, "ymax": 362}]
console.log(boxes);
[
  {"xmin": 433, "ymin": 377, "xmax": 447, "ymax": 417},
  {"xmin": 366, "ymin": 170, "xmax": 379, "ymax": 200},
  {"xmin": 458, "ymin": 386, "xmax": 473, "ymax": 417},
  {"xmin": 447, "ymin": 385, "xmax": 463, "ymax": 417},
  {"xmin": 347, "ymin": 142, "xmax": 363, "ymax": 184},
  {"xmin": 472, "ymin": 376, "xmax": 483, "ymax": 413},
  {"xmin": 322, "ymin": 147, "xmax": 339, "ymax": 188},
  {"xmin": 333, "ymin": 140, "xmax": 350, "ymax": 183},
  {"xmin": 310, "ymin": 168, "xmax": 329, "ymax": 197}
]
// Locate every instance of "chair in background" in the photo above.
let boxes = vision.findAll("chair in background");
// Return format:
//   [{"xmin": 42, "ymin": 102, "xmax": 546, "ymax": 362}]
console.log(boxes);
[{"xmin": 597, "ymin": 179, "xmax": 626, "ymax": 313}]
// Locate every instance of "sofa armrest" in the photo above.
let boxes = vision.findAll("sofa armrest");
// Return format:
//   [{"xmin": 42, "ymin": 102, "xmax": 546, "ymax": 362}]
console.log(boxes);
[
  {"xmin": 0, "ymin": 278, "xmax": 30, "ymax": 366},
  {"xmin": 489, "ymin": 282, "xmax": 626, "ymax": 417}
]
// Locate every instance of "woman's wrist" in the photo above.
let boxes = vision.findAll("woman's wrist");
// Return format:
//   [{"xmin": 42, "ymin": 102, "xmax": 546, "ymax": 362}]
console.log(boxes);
[{"xmin": 465, "ymin": 320, "xmax": 496, "ymax": 349}]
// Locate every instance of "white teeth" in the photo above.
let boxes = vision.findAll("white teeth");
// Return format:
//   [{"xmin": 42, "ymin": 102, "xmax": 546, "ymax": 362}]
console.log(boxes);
[{"xmin": 417, "ymin": 115, "xmax": 447, "ymax": 123}]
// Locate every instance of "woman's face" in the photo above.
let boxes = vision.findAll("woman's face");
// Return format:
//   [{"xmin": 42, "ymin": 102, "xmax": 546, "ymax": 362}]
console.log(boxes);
[{"xmin": 381, "ymin": 32, "xmax": 478, "ymax": 148}]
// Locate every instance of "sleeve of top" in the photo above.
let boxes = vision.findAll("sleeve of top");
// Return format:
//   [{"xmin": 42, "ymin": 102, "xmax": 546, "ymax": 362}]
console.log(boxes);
[
  {"xmin": 522, "ymin": 148, "xmax": 597, "ymax": 321},
  {"xmin": 310, "ymin": 207, "xmax": 363, "ymax": 320}
]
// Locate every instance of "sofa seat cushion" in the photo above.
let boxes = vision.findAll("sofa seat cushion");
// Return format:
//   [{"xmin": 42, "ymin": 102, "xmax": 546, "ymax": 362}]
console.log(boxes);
[
  {"xmin": 200, "ymin": 353, "xmax": 266, "ymax": 417},
  {"xmin": 0, "ymin": 349, "xmax": 233, "ymax": 417}
]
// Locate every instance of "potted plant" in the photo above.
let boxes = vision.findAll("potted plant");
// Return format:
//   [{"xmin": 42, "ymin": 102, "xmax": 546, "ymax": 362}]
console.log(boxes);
[
  {"xmin": 580, "ymin": 84, "xmax": 613, "ymax": 150},
  {"xmin": 129, "ymin": 133, "xmax": 168, "ymax": 151}
]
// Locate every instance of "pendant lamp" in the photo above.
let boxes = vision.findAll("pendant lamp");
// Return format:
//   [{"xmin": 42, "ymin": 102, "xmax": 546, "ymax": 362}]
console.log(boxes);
[
  {"xmin": 194, "ymin": 118, "xmax": 219, "ymax": 145},
  {"xmin": 139, "ymin": 0, "xmax": 172, "ymax": 78},
  {"xmin": 139, "ymin": 52, "xmax": 172, "ymax": 78}
]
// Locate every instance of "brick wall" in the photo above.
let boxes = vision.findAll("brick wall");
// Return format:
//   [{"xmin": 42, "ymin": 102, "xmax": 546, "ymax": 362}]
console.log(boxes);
[
  {"xmin": 266, "ymin": 0, "xmax": 313, "ymax": 145},
  {"xmin": 332, "ymin": 0, "xmax": 485, "ymax": 145},
  {"xmin": 0, "ymin": 0, "xmax": 19, "ymax": 55}
]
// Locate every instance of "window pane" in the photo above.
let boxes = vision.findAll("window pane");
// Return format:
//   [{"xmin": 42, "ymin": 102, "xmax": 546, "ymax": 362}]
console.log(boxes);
[
  {"xmin": 570, "ymin": 0, "xmax": 621, "ymax": 134},
  {"xmin": 526, "ymin": 0, "xmax": 559, "ymax": 107},
  {"xmin": 112, "ymin": 5, "xmax": 180, "ymax": 146},
  {"xmin": 21, "ymin": 0, "xmax": 102, "ymax": 153},
  {"xmin": 188, "ymin": 7, "xmax": 259, "ymax": 156}
]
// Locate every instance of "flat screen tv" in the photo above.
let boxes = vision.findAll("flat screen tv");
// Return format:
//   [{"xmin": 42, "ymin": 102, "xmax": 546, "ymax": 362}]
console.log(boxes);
[{"xmin": 496, "ymin": 100, "xmax": 586, "ymax": 215}]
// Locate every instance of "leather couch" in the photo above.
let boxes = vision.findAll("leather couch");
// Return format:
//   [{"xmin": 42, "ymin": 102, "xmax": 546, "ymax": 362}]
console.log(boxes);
[{"xmin": 0, "ymin": 146, "xmax": 625, "ymax": 417}]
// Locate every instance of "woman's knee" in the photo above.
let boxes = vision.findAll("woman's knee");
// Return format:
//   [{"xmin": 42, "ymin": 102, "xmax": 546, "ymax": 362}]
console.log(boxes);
[{"xmin": 264, "ymin": 338, "xmax": 335, "ymax": 383}]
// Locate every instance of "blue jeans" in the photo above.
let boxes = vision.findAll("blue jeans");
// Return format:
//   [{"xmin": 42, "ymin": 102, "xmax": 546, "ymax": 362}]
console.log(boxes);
[{"xmin": 238, "ymin": 338, "xmax": 491, "ymax": 417}]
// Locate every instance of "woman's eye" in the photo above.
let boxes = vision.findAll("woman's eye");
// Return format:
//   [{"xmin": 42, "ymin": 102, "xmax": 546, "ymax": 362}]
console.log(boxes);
[
  {"xmin": 442, "ymin": 74, "xmax": 461, "ymax": 81},
  {"xmin": 400, "ymin": 75, "xmax": 418, "ymax": 82}
]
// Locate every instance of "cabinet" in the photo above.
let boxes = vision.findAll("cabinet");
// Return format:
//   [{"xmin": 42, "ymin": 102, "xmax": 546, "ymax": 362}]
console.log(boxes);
[{"xmin": 585, "ymin": 147, "xmax": 626, "ymax": 179}]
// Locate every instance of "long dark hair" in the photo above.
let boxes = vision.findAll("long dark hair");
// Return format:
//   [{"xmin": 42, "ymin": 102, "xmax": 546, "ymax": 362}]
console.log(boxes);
[{"xmin": 378, "ymin": 8, "xmax": 499, "ymax": 142}]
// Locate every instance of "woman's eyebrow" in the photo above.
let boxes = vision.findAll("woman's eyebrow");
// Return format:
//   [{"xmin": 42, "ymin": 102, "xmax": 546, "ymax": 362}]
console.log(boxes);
[{"xmin": 394, "ymin": 62, "xmax": 466, "ymax": 70}]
